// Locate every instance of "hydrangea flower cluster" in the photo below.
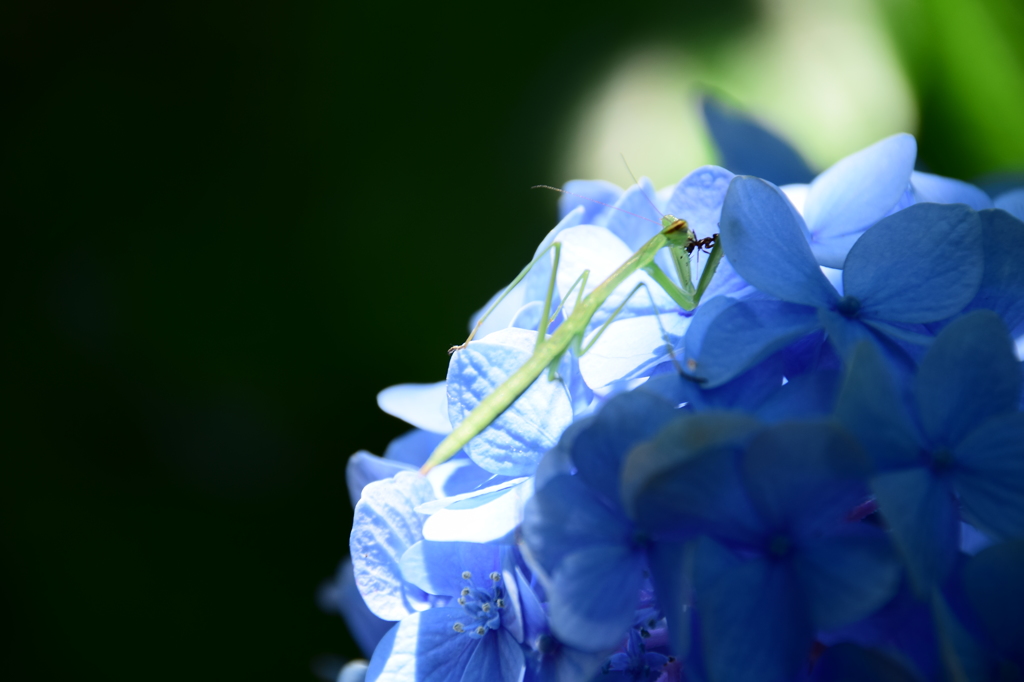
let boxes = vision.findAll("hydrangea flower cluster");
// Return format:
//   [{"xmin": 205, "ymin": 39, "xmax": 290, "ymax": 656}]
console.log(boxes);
[{"xmin": 321, "ymin": 102, "xmax": 1024, "ymax": 682}]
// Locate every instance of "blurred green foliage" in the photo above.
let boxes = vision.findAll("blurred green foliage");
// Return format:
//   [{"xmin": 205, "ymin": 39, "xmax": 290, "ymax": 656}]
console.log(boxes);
[
  {"xmin": 879, "ymin": 0, "xmax": 1024, "ymax": 177},
  {"xmin": 1, "ymin": 1, "xmax": 1023, "ymax": 681}
]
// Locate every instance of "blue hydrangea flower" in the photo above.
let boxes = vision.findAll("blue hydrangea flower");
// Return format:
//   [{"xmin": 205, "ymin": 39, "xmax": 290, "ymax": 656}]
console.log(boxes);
[
  {"xmin": 835, "ymin": 311, "xmax": 1024, "ymax": 592},
  {"xmin": 365, "ymin": 541, "xmax": 528, "ymax": 682},
  {"xmin": 521, "ymin": 390, "xmax": 678, "ymax": 652},
  {"xmin": 623, "ymin": 417, "xmax": 901, "ymax": 682},
  {"xmin": 688, "ymin": 177, "xmax": 984, "ymax": 387}
]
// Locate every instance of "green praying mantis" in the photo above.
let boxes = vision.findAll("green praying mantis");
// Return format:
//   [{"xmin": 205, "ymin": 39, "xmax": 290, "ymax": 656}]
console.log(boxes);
[{"xmin": 419, "ymin": 188, "xmax": 724, "ymax": 474}]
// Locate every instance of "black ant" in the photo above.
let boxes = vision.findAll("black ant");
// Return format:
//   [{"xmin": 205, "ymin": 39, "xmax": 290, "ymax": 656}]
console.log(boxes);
[{"xmin": 686, "ymin": 234, "xmax": 718, "ymax": 257}]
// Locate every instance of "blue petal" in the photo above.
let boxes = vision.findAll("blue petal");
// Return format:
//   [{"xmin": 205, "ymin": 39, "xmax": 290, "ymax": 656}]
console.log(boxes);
[
  {"xmin": 993, "ymin": 188, "xmax": 1024, "ymax": 221},
  {"xmin": 701, "ymin": 96, "xmax": 815, "ymax": 186},
  {"xmin": 570, "ymin": 390, "xmax": 677, "ymax": 507},
  {"xmin": 521, "ymin": 474, "xmax": 631, "ymax": 575},
  {"xmin": 447, "ymin": 328, "xmax": 574, "ymax": 476},
  {"xmin": 378, "ymin": 382, "xmax": 452, "ymax": 434},
  {"xmin": 604, "ymin": 176, "xmax": 663, "ymax": 252},
  {"xmin": 755, "ymin": 368, "xmax": 842, "ymax": 423},
  {"xmin": 740, "ymin": 422, "xmax": 871, "ymax": 540},
  {"xmin": 911, "ymin": 171, "xmax": 993, "ymax": 210},
  {"xmin": 366, "ymin": 608, "xmax": 524, "ymax": 682},
  {"xmin": 720, "ymin": 177, "xmax": 838, "ymax": 308},
  {"xmin": 793, "ymin": 527, "xmax": 901, "ymax": 631},
  {"xmin": 810, "ymin": 644, "xmax": 919, "ymax": 682},
  {"xmin": 351, "ymin": 472, "xmax": 435, "ymax": 621},
  {"xmin": 347, "ymin": 450, "xmax": 416, "ymax": 506},
  {"xmin": 963, "ymin": 209, "xmax": 1024, "ymax": 332},
  {"xmin": 555, "ymin": 225, "xmax": 679, "ymax": 322},
  {"xmin": 694, "ymin": 538, "xmax": 814, "ymax": 682},
  {"xmin": 915, "ymin": 311, "xmax": 1020, "ymax": 446},
  {"xmin": 691, "ymin": 299, "xmax": 822, "ymax": 388},
  {"xmin": 871, "ymin": 468, "xmax": 959, "ymax": 594},
  {"xmin": 679, "ymin": 349, "xmax": 787, "ymax": 414},
  {"xmin": 399, "ymin": 540, "xmax": 501, "ymax": 598},
  {"xmin": 420, "ymin": 478, "xmax": 531, "ymax": 543},
  {"xmin": 834, "ymin": 343, "xmax": 922, "ymax": 471},
  {"xmin": 842, "ymin": 203, "xmax": 984, "ymax": 324},
  {"xmin": 954, "ymin": 413, "xmax": 1024, "ymax": 541},
  {"xmin": 818, "ymin": 308, "xmax": 877, "ymax": 359},
  {"xmin": 622, "ymin": 412, "xmax": 765, "ymax": 545},
  {"xmin": 384, "ymin": 429, "xmax": 447, "ymax": 467},
  {"xmin": 577, "ymin": 311, "xmax": 691, "ymax": 389},
  {"xmin": 664, "ymin": 165, "xmax": 736, "ymax": 241},
  {"xmin": 521, "ymin": 204, "xmax": 586, "ymax": 306},
  {"xmin": 547, "ymin": 544, "xmax": 646, "ymax": 652},
  {"xmin": 559, "ymin": 179, "xmax": 622, "ymax": 223},
  {"xmin": 648, "ymin": 541, "xmax": 693, "ymax": 660},
  {"xmin": 962, "ymin": 541, "xmax": 1024, "ymax": 666},
  {"xmin": 803, "ymin": 134, "xmax": 916, "ymax": 241}
]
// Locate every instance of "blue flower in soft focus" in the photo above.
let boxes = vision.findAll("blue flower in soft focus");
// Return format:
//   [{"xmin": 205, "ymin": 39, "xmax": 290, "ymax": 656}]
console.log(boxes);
[
  {"xmin": 688, "ymin": 177, "xmax": 985, "ymax": 387},
  {"xmin": 366, "ymin": 541, "xmax": 526, "ymax": 682},
  {"xmin": 835, "ymin": 310, "xmax": 1024, "ymax": 592},
  {"xmin": 521, "ymin": 391, "xmax": 678, "ymax": 654},
  {"xmin": 623, "ymin": 417, "xmax": 901, "ymax": 682},
  {"xmin": 602, "ymin": 627, "xmax": 672, "ymax": 682}
]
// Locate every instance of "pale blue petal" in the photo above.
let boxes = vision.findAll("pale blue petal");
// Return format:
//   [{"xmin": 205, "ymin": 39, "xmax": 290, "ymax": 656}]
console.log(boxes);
[
  {"xmin": 425, "ymin": 458, "xmax": 504, "ymax": 500},
  {"xmin": 547, "ymin": 544, "xmax": 646, "ymax": 652},
  {"xmin": 448, "ymin": 328, "xmax": 573, "ymax": 476},
  {"xmin": 793, "ymin": 528, "xmax": 901, "ymax": 631},
  {"xmin": 351, "ymin": 472, "xmax": 435, "ymax": 621},
  {"xmin": 695, "ymin": 538, "xmax": 813, "ymax": 682},
  {"xmin": 664, "ymin": 165, "xmax": 735, "ymax": 241},
  {"xmin": 843, "ymin": 203, "xmax": 983, "ymax": 324},
  {"xmin": 555, "ymin": 225, "xmax": 678, "ymax": 322},
  {"xmin": 347, "ymin": 450, "xmax": 416, "ymax": 506},
  {"xmin": 469, "ymin": 282, "xmax": 529, "ymax": 341},
  {"xmin": 421, "ymin": 479, "xmax": 532, "ymax": 543},
  {"xmin": 720, "ymin": 177, "xmax": 838, "ymax": 308},
  {"xmin": 521, "ymin": 205, "xmax": 586, "ymax": 305},
  {"xmin": 834, "ymin": 343, "xmax": 921, "ymax": 471},
  {"xmin": 578, "ymin": 312, "xmax": 691, "ymax": 389},
  {"xmin": 803, "ymin": 134, "xmax": 916, "ymax": 240},
  {"xmin": 915, "ymin": 311, "xmax": 1020, "ymax": 446},
  {"xmin": 691, "ymin": 299, "xmax": 822, "ymax": 388},
  {"xmin": 399, "ymin": 540, "xmax": 501, "ymax": 598},
  {"xmin": 559, "ymin": 179, "xmax": 622, "ymax": 223},
  {"xmin": 378, "ymin": 382, "xmax": 452, "ymax": 434},
  {"xmin": 963, "ymin": 209, "xmax": 1024, "ymax": 332},
  {"xmin": 993, "ymin": 187, "xmax": 1024, "ymax": 221},
  {"xmin": 911, "ymin": 171, "xmax": 993, "ymax": 210},
  {"xmin": 871, "ymin": 468, "xmax": 959, "ymax": 594},
  {"xmin": 954, "ymin": 413, "xmax": 1024, "ymax": 541},
  {"xmin": 701, "ymin": 96, "xmax": 815, "ymax": 186},
  {"xmin": 604, "ymin": 177, "xmax": 663, "ymax": 252}
]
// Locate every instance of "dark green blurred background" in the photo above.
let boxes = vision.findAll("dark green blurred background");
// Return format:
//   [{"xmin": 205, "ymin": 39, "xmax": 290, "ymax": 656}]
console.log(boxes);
[{"xmin": 3, "ymin": 1, "xmax": 1023, "ymax": 680}]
